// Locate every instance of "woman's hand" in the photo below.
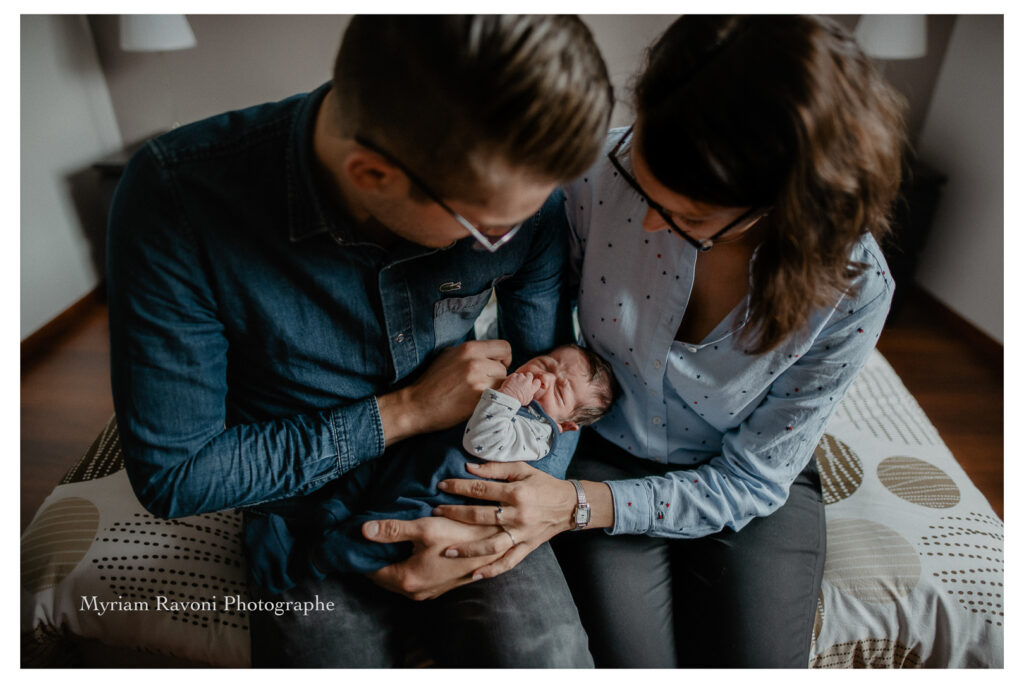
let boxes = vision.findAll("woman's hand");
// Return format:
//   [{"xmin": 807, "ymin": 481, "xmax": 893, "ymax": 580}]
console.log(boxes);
[
  {"xmin": 432, "ymin": 461, "xmax": 579, "ymax": 580},
  {"xmin": 363, "ymin": 515, "xmax": 506, "ymax": 601}
]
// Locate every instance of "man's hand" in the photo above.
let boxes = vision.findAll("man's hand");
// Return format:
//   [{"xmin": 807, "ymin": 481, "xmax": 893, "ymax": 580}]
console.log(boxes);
[
  {"xmin": 497, "ymin": 371, "xmax": 541, "ymax": 406},
  {"xmin": 377, "ymin": 340, "xmax": 512, "ymax": 446},
  {"xmin": 363, "ymin": 516, "xmax": 504, "ymax": 600}
]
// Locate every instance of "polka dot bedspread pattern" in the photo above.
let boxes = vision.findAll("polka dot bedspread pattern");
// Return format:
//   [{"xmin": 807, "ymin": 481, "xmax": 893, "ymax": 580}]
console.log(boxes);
[{"xmin": 809, "ymin": 352, "xmax": 1002, "ymax": 668}]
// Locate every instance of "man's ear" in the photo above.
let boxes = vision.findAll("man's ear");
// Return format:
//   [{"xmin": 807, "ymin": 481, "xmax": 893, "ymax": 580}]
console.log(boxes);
[
  {"xmin": 344, "ymin": 149, "xmax": 400, "ymax": 193},
  {"xmin": 559, "ymin": 421, "xmax": 580, "ymax": 433}
]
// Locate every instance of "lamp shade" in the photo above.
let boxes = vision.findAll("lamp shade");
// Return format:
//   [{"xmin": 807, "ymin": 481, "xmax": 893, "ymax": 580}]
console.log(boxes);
[
  {"xmin": 854, "ymin": 15, "xmax": 927, "ymax": 60},
  {"xmin": 119, "ymin": 15, "xmax": 197, "ymax": 52}
]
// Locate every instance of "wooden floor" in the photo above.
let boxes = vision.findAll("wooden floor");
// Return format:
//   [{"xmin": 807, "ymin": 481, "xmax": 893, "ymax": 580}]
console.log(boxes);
[
  {"xmin": 20, "ymin": 288, "xmax": 1003, "ymax": 532},
  {"xmin": 21, "ymin": 302, "xmax": 114, "ymax": 532}
]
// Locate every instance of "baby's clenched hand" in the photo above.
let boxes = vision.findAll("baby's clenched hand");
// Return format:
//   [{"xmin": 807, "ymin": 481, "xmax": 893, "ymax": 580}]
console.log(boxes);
[{"xmin": 498, "ymin": 371, "xmax": 542, "ymax": 406}]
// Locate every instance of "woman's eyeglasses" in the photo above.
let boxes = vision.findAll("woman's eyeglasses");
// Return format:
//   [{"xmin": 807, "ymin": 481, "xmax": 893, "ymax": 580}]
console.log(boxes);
[{"xmin": 607, "ymin": 125, "xmax": 766, "ymax": 252}]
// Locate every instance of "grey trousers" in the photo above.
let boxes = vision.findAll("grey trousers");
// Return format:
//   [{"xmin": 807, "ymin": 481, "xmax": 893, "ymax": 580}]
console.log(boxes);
[
  {"xmin": 553, "ymin": 428, "xmax": 826, "ymax": 668},
  {"xmin": 247, "ymin": 540, "xmax": 593, "ymax": 668}
]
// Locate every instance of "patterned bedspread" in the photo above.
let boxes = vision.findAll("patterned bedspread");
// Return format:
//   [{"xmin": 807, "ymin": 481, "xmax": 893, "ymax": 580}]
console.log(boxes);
[{"xmin": 20, "ymin": 350, "xmax": 1003, "ymax": 667}]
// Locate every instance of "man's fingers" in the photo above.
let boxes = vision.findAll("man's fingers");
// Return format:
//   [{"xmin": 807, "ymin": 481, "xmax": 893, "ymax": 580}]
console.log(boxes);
[
  {"xmin": 484, "ymin": 361, "xmax": 509, "ymax": 379},
  {"xmin": 466, "ymin": 339, "xmax": 512, "ymax": 367},
  {"xmin": 443, "ymin": 530, "xmax": 517, "ymax": 559},
  {"xmin": 472, "ymin": 357, "xmax": 511, "ymax": 391},
  {"xmin": 362, "ymin": 518, "xmax": 420, "ymax": 544}
]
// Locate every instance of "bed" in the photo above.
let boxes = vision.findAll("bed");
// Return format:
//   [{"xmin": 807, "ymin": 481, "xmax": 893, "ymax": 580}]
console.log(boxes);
[{"xmin": 20, "ymin": 349, "xmax": 1003, "ymax": 667}]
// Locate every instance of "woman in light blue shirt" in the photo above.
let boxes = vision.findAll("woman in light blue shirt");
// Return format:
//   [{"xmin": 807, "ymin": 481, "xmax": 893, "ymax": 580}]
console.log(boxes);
[{"xmin": 435, "ymin": 15, "xmax": 906, "ymax": 666}]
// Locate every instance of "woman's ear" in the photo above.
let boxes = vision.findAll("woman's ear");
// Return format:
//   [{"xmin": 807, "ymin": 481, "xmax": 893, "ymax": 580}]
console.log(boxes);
[
  {"xmin": 559, "ymin": 421, "xmax": 580, "ymax": 433},
  {"xmin": 344, "ymin": 148, "xmax": 400, "ymax": 193}
]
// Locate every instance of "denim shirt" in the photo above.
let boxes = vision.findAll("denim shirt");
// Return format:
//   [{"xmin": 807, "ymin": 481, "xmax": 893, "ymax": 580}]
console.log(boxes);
[
  {"xmin": 565, "ymin": 129, "xmax": 893, "ymax": 538},
  {"xmin": 107, "ymin": 83, "xmax": 573, "ymax": 519}
]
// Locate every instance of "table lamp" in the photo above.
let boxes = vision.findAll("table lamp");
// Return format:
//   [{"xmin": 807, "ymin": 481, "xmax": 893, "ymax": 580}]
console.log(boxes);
[
  {"xmin": 118, "ymin": 15, "xmax": 197, "ymax": 130},
  {"xmin": 854, "ymin": 15, "xmax": 927, "ymax": 60},
  {"xmin": 119, "ymin": 15, "xmax": 196, "ymax": 52}
]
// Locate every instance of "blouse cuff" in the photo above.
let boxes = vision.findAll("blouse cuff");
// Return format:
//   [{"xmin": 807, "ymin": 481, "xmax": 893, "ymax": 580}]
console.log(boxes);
[{"xmin": 605, "ymin": 478, "xmax": 654, "ymax": 535}]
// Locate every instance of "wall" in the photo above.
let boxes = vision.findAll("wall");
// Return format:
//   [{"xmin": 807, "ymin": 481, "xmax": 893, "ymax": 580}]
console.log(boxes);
[
  {"xmin": 914, "ymin": 16, "xmax": 1003, "ymax": 342},
  {"xmin": 25, "ymin": 14, "xmax": 674, "ymax": 340},
  {"xmin": 88, "ymin": 15, "xmax": 956, "ymax": 145},
  {"xmin": 580, "ymin": 15, "xmax": 676, "ymax": 128},
  {"xmin": 30, "ymin": 15, "xmax": 994, "ymax": 343},
  {"xmin": 21, "ymin": 15, "xmax": 123, "ymax": 340},
  {"xmin": 825, "ymin": 15, "xmax": 956, "ymax": 144},
  {"xmin": 87, "ymin": 15, "xmax": 673, "ymax": 145},
  {"xmin": 86, "ymin": 15, "xmax": 351, "ymax": 145}
]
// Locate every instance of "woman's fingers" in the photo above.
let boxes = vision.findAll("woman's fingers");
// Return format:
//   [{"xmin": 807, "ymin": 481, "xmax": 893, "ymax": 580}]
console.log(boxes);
[
  {"xmin": 436, "ymin": 461, "xmax": 535, "ymax": 503},
  {"xmin": 433, "ymin": 504, "xmax": 512, "ymax": 526},
  {"xmin": 465, "ymin": 460, "xmax": 531, "ymax": 481},
  {"xmin": 436, "ymin": 460, "xmax": 535, "ymax": 501},
  {"xmin": 438, "ymin": 476, "xmax": 509, "ymax": 503}
]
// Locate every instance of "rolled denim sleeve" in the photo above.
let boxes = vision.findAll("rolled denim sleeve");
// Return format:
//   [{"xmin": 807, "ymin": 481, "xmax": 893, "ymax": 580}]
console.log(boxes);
[{"xmin": 107, "ymin": 145, "xmax": 384, "ymax": 519}]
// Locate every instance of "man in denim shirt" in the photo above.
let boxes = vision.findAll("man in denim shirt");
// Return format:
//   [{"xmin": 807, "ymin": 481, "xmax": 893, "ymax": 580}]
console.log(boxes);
[{"xmin": 107, "ymin": 16, "xmax": 612, "ymax": 666}]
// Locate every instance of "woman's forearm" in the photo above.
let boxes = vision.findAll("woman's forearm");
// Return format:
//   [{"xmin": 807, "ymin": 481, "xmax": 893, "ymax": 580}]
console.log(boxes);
[{"xmin": 572, "ymin": 480, "xmax": 615, "ymax": 531}]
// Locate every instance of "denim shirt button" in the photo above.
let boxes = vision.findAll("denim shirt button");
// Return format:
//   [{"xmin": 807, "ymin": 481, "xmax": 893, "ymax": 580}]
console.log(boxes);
[{"xmin": 394, "ymin": 333, "xmax": 405, "ymax": 343}]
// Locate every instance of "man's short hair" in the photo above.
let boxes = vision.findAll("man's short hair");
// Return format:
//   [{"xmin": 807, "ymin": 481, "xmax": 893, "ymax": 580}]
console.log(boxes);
[{"xmin": 333, "ymin": 16, "xmax": 613, "ymax": 201}]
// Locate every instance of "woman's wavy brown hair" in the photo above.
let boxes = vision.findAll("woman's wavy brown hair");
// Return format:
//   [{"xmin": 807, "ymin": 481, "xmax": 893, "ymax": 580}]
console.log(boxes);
[{"xmin": 634, "ymin": 15, "xmax": 908, "ymax": 353}]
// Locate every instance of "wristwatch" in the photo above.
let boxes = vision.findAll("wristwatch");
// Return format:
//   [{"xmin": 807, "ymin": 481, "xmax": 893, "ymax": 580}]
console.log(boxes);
[{"xmin": 568, "ymin": 479, "xmax": 591, "ymax": 530}]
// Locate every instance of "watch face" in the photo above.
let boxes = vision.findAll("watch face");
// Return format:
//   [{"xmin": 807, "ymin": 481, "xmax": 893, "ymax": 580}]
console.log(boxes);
[{"xmin": 575, "ymin": 505, "xmax": 591, "ymax": 524}]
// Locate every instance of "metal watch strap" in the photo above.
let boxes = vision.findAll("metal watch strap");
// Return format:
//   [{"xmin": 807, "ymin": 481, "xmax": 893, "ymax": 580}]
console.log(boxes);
[{"xmin": 568, "ymin": 479, "xmax": 591, "ymax": 530}]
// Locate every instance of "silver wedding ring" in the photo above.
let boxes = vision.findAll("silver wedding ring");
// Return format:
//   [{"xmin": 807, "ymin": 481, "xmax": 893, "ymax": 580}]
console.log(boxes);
[{"xmin": 496, "ymin": 506, "xmax": 514, "ymax": 544}]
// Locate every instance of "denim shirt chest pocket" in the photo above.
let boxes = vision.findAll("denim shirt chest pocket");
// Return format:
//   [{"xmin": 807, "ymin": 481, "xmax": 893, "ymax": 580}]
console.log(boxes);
[{"xmin": 432, "ymin": 277, "xmax": 505, "ymax": 348}]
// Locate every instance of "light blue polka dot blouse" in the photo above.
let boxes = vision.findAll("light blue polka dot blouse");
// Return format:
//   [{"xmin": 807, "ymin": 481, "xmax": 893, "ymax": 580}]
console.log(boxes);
[{"xmin": 565, "ymin": 129, "xmax": 894, "ymax": 538}]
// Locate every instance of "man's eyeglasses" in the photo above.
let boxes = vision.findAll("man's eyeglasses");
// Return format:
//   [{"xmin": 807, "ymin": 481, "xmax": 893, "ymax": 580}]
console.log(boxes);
[
  {"xmin": 607, "ymin": 125, "xmax": 766, "ymax": 252},
  {"xmin": 355, "ymin": 135, "xmax": 521, "ymax": 253}
]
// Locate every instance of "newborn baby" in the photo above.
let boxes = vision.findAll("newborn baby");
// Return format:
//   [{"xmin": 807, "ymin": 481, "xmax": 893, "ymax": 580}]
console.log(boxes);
[{"xmin": 246, "ymin": 343, "xmax": 618, "ymax": 594}]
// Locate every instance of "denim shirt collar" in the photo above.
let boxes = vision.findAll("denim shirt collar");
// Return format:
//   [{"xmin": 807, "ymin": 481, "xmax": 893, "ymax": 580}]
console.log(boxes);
[
  {"xmin": 286, "ymin": 82, "xmax": 365, "ymax": 246},
  {"xmin": 286, "ymin": 83, "xmax": 452, "ymax": 264}
]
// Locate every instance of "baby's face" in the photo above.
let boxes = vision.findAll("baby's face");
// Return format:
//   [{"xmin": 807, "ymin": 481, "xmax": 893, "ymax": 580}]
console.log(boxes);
[{"xmin": 515, "ymin": 346, "xmax": 598, "ymax": 429}]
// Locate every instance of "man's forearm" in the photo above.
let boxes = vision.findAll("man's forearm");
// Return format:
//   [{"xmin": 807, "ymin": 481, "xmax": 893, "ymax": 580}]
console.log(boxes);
[
  {"xmin": 376, "ymin": 387, "xmax": 420, "ymax": 447},
  {"xmin": 121, "ymin": 397, "xmax": 384, "ymax": 518}
]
